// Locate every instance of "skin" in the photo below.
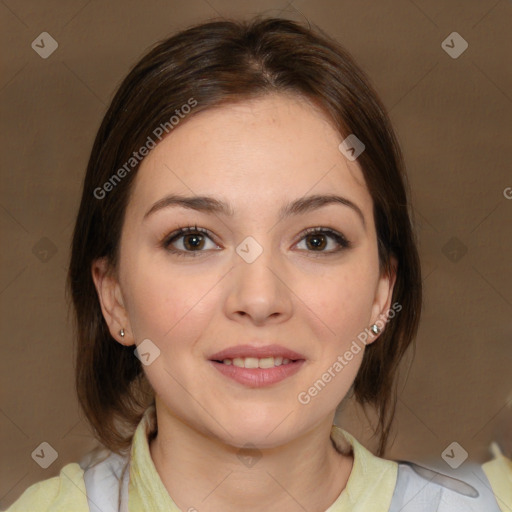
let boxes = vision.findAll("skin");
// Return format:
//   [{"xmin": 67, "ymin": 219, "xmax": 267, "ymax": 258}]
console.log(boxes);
[{"xmin": 92, "ymin": 93, "xmax": 397, "ymax": 512}]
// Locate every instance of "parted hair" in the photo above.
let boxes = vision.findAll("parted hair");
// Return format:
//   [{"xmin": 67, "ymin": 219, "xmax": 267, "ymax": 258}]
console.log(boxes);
[{"xmin": 67, "ymin": 16, "xmax": 422, "ymax": 457}]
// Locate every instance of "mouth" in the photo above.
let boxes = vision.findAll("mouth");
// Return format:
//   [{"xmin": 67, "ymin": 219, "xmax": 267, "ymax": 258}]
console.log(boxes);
[
  {"xmin": 209, "ymin": 343, "xmax": 306, "ymax": 362},
  {"xmin": 213, "ymin": 356, "xmax": 298, "ymax": 368},
  {"xmin": 208, "ymin": 344, "xmax": 306, "ymax": 387}
]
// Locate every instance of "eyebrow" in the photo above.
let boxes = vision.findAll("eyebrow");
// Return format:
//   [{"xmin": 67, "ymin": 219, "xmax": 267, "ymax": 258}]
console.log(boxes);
[{"xmin": 143, "ymin": 193, "xmax": 366, "ymax": 228}]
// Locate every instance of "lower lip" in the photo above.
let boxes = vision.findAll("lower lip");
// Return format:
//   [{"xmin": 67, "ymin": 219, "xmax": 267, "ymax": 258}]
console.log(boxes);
[{"xmin": 209, "ymin": 360, "xmax": 305, "ymax": 387}]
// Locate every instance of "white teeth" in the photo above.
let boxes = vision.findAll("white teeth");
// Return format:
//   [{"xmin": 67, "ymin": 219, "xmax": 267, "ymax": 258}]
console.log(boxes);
[
  {"xmin": 244, "ymin": 357, "xmax": 259, "ymax": 369},
  {"xmin": 222, "ymin": 356, "xmax": 293, "ymax": 368},
  {"xmin": 258, "ymin": 357, "xmax": 274, "ymax": 369}
]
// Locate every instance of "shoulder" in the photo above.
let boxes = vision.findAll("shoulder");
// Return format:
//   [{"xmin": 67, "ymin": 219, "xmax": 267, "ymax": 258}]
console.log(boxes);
[
  {"xmin": 482, "ymin": 444, "xmax": 512, "ymax": 512},
  {"xmin": 388, "ymin": 457, "xmax": 510, "ymax": 512},
  {"xmin": 5, "ymin": 462, "xmax": 88, "ymax": 512}
]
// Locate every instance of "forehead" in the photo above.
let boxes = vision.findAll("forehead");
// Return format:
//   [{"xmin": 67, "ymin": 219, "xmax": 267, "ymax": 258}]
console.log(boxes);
[{"xmin": 126, "ymin": 93, "xmax": 371, "ymax": 220}]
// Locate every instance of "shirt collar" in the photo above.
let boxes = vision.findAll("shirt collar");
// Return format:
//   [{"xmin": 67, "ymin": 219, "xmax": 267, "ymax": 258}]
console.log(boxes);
[
  {"xmin": 128, "ymin": 404, "xmax": 397, "ymax": 512},
  {"xmin": 326, "ymin": 424, "xmax": 397, "ymax": 511}
]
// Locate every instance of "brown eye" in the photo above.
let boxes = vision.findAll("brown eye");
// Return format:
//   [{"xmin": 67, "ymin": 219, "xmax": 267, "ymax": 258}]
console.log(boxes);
[
  {"xmin": 305, "ymin": 232, "xmax": 328, "ymax": 251},
  {"xmin": 181, "ymin": 232, "xmax": 206, "ymax": 251},
  {"xmin": 163, "ymin": 226, "xmax": 218, "ymax": 257},
  {"xmin": 296, "ymin": 228, "xmax": 351, "ymax": 254}
]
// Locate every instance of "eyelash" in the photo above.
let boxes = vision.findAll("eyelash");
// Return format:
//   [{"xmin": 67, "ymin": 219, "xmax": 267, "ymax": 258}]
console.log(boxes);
[{"xmin": 161, "ymin": 224, "xmax": 352, "ymax": 258}]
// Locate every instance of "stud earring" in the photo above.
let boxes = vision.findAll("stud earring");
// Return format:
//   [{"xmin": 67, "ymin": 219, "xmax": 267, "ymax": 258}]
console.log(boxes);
[
  {"xmin": 119, "ymin": 328, "xmax": 125, "ymax": 338},
  {"xmin": 370, "ymin": 324, "xmax": 380, "ymax": 335}
]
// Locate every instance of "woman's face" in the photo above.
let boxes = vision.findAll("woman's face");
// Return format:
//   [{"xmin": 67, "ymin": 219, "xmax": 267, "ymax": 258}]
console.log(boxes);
[{"xmin": 94, "ymin": 93, "xmax": 396, "ymax": 448}]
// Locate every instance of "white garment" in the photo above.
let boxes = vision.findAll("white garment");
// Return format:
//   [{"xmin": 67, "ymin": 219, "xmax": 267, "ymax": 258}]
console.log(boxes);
[{"xmin": 81, "ymin": 451, "xmax": 503, "ymax": 512}]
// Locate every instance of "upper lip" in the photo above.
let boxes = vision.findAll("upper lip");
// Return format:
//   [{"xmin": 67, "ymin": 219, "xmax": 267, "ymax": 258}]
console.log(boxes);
[{"xmin": 209, "ymin": 344, "xmax": 306, "ymax": 361}]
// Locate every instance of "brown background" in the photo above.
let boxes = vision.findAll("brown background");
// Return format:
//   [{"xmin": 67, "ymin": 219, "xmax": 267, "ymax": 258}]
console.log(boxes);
[{"xmin": 1, "ymin": 0, "xmax": 511, "ymax": 508}]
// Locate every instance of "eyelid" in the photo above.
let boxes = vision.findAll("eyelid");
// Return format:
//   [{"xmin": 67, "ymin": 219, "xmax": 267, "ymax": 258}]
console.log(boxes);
[
  {"xmin": 161, "ymin": 225, "xmax": 218, "ymax": 253},
  {"xmin": 161, "ymin": 225, "xmax": 352, "ymax": 256},
  {"xmin": 298, "ymin": 226, "xmax": 352, "ymax": 249}
]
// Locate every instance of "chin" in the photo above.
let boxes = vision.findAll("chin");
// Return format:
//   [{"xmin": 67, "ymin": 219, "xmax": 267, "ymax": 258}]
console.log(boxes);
[{"xmin": 207, "ymin": 412, "xmax": 301, "ymax": 449}]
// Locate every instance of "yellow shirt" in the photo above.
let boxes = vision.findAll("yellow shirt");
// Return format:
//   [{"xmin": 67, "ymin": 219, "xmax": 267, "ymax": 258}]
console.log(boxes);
[
  {"xmin": 482, "ymin": 445, "xmax": 512, "ymax": 512},
  {"xmin": 5, "ymin": 405, "xmax": 511, "ymax": 511}
]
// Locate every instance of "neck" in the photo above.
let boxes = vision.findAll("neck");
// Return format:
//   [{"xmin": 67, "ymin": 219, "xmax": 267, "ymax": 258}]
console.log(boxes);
[{"xmin": 148, "ymin": 404, "xmax": 354, "ymax": 512}]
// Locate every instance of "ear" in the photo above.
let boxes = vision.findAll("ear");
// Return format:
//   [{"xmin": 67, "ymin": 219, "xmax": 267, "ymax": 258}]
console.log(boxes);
[
  {"xmin": 91, "ymin": 257, "xmax": 134, "ymax": 346},
  {"xmin": 367, "ymin": 255, "xmax": 398, "ymax": 344}
]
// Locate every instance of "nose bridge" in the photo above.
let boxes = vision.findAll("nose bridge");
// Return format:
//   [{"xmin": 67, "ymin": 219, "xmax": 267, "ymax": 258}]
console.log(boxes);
[
  {"xmin": 234, "ymin": 233, "xmax": 281, "ymax": 289},
  {"xmin": 227, "ymin": 233, "xmax": 292, "ymax": 322}
]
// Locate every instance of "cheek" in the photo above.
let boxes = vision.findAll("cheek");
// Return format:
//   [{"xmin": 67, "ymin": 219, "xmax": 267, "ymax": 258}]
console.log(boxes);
[
  {"xmin": 121, "ymin": 260, "xmax": 214, "ymax": 384},
  {"xmin": 122, "ymin": 254, "xmax": 218, "ymax": 347},
  {"xmin": 297, "ymin": 259, "xmax": 378, "ymax": 347}
]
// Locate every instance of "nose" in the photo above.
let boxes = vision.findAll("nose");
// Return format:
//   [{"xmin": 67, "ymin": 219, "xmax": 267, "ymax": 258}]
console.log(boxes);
[{"xmin": 224, "ymin": 244, "xmax": 293, "ymax": 326}]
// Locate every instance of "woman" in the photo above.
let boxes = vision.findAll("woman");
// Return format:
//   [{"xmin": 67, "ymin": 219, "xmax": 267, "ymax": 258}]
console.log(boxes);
[{"xmin": 7, "ymin": 16, "xmax": 510, "ymax": 512}]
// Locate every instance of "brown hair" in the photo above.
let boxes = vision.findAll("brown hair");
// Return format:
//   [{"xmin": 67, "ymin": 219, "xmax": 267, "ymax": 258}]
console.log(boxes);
[{"xmin": 67, "ymin": 16, "xmax": 422, "ymax": 457}]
